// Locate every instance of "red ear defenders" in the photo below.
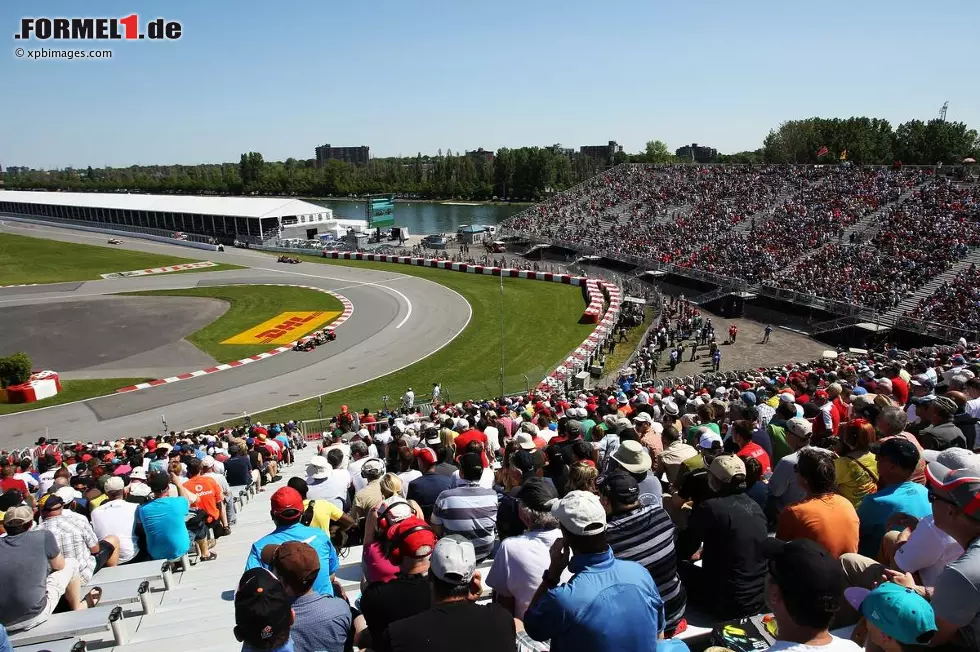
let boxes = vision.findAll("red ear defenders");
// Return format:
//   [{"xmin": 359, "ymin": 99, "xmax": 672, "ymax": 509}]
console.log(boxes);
[{"xmin": 383, "ymin": 521, "xmax": 435, "ymax": 564}]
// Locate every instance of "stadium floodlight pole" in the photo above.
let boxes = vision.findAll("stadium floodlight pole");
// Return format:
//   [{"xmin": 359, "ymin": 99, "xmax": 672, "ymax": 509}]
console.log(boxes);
[{"xmin": 499, "ymin": 270, "xmax": 505, "ymax": 399}]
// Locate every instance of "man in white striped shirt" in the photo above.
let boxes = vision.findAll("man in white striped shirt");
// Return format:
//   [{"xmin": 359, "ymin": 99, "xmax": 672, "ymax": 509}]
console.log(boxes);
[{"xmin": 431, "ymin": 452, "xmax": 497, "ymax": 561}]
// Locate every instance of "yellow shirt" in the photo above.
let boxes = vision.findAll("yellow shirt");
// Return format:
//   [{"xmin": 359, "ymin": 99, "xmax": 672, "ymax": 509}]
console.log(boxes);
[
  {"xmin": 302, "ymin": 498, "xmax": 343, "ymax": 534},
  {"xmin": 835, "ymin": 452, "xmax": 878, "ymax": 509},
  {"xmin": 89, "ymin": 494, "xmax": 109, "ymax": 509}
]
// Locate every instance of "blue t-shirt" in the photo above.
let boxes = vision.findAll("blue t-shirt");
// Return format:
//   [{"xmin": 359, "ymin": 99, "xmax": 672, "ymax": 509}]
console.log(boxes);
[
  {"xmin": 245, "ymin": 524, "xmax": 339, "ymax": 597},
  {"xmin": 856, "ymin": 481, "xmax": 931, "ymax": 557},
  {"xmin": 136, "ymin": 496, "xmax": 192, "ymax": 560},
  {"xmin": 524, "ymin": 547, "xmax": 666, "ymax": 652}
]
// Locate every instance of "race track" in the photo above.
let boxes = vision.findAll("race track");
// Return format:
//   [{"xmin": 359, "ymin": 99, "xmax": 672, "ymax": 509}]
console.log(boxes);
[{"xmin": 0, "ymin": 220, "xmax": 472, "ymax": 447}]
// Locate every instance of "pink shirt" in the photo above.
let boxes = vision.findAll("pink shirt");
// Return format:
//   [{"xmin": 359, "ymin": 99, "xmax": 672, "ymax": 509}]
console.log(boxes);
[{"xmin": 361, "ymin": 541, "xmax": 399, "ymax": 585}]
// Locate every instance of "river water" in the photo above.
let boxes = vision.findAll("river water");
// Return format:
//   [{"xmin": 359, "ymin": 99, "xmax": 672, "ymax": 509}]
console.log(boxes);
[{"xmin": 306, "ymin": 199, "xmax": 526, "ymax": 236}]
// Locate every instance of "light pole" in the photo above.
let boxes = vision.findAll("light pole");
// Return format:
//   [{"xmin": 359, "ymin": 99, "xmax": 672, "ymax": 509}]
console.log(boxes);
[{"xmin": 498, "ymin": 270, "xmax": 505, "ymax": 398}]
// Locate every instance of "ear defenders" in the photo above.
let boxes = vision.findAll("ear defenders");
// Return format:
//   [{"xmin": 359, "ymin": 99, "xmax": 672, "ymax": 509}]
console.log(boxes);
[{"xmin": 383, "ymin": 520, "xmax": 435, "ymax": 564}]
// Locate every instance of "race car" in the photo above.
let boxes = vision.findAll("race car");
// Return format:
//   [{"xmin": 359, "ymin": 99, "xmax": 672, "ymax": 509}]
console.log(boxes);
[
  {"xmin": 291, "ymin": 329, "xmax": 336, "ymax": 352},
  {"xmin": 277, "ymin": 255, "xmax": 302, "ymax": 264},
  {"xmin": 107, "ymin": 238, "xmax": 123, "ymax": 245}
]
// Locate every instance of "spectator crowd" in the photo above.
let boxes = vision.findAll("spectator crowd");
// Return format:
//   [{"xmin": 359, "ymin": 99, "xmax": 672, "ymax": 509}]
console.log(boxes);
[{"xmin": 4, "ymin": 340, "xmax": 980, "ymax": 652}]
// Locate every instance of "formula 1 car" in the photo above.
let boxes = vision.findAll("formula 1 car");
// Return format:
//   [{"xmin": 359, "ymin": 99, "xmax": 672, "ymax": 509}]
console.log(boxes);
[
  {"xmin": 292, "ymin": 329, "xmax": 336, "ymax": 352},
  {"xmin": 277, "ymin": 255, "xmax": 302, "ymax": 264},
  {"xmin": 107, "ymin": 238, "xmax": 123, "ymax": 245}
]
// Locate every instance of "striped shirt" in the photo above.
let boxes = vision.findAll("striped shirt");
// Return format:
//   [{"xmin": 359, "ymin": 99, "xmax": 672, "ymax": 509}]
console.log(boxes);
[
  {"xmin": 606, "ymin": 504, "xmax": 687, "ymax": 631},
  {"xmin": 431, "ymin": 483, "xmax": 498, "ymax": 561}
]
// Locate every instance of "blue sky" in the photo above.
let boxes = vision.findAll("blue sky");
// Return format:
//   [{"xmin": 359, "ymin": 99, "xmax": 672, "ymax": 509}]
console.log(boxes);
[{"xmin": 1, "ymin": 0, "xmax": 978, "ymax": 169}]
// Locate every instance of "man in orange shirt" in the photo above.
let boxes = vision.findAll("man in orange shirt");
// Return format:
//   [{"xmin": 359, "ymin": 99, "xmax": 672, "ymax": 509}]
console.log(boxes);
[
  {"xmin": 183, "ymin": 458, "xmax": 228, "ymax": 543},
  {"xmin": 776, "ymin": 447, "xmax": 859, "ymax": 558}
]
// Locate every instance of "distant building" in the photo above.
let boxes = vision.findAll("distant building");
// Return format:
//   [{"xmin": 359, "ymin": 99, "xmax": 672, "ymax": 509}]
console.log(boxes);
[
  {"xmin": 675, "ymin": 143, "xmax": 718, "ymax": 163},
  {"xmin": 579, "ymin": 141, "xmax": 622, "ymax": 167},
  {"xmin": 546, "ymin": 143, "xmax": 575, "ymax": 157},
  {"xmin": 465, "ymin": 147, "xmax": 495, "ymax": 163},
  {"xmin": 315, "ymin": 144, "xmax": 370, "ymax": 167}
]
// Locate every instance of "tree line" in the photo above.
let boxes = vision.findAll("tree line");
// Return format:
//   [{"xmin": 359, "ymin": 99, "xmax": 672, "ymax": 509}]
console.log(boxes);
[{"xmin": 4, "ymin": 115, "xmax": 978, "ymax": 201}]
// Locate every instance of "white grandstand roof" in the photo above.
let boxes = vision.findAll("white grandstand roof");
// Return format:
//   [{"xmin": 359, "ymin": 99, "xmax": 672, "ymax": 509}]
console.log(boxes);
[{"xmin": 0, "ymin": 190, "xmax": 331, "ymax": 219}]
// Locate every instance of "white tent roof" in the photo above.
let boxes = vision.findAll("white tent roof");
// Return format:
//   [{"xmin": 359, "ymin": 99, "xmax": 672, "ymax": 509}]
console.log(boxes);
[{"xmin": 0, "ymin": 190, "xmax": 331, "ymax": 219}]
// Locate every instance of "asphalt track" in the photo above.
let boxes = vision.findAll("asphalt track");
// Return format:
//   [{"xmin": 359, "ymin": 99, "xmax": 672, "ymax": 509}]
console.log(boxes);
[{"xmin": 0, "ymin": 220, "xmax": 472, "ymax": 448}]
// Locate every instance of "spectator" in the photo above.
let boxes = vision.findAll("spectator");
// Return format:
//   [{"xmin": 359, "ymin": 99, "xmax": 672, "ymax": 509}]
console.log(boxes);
[
  {"xmin": 225, "ymin": 443, "xmax": 255, "ymax": 490},
  {"xmin": 676, "ymin": 454, "xmax": 768, "ymax": 619},
  {"xmin": 245, "ymin": 487, "xmax": 340, "ymax": 598},
  {"xmin": 361, "ymin": 497, "xmax": 423, "ymax": 585},
  {"xmin": 39, "ymin": 492, "xmax": 119, "ymax": 585},
  {"xmin": 286, "ymin": 477, "xmax": 355, "ymax": 536},
  {"xmin": 764, "ymin": 538, "xmax": 860, "ymax": 651},
  {"xmin": 234, "ymin": 568, "xmax": 295, "ymax": 652},
  {"xmin": 0, "ymin": 506, "xmax": 96, "ymax": 632},
  {"xmin": 856, "ymin": 438, "xmax": 930, "ymax": 558},
  {"xmin": 880, "ymin": 459, "xmax": 980, "ymax": 648},
  {"xmin": 406, "ymin": 447, "xmax": 454, "ymax": 521},
  {"xmin": 357, "ymin": 516, "xmax": 437, "ymax": 650},
  {"xmin": 656, "ymin": 425, "xmax": 698, "ymax": 489},
  {"xmin": 845, "ymin": 583, "xmax": 938, "ymax": 652},
  {"xmin": 431, "ymin": 452, "xmax": 497, "ymax": 561},
  {"xmin": 524, "ymin": 490, "xmax": 688, "ymax": 652},
  {"xmin": 135, "ymin": 471, "xmax": 196, "ymax": 561},
  {"xmin": 261, "ymin": 541, "xmax": 351, "ymax": 652},
  {"xmin": 487, "ymin": 478, "xmax": 566, "ymax": 619},
  {"xmin": 599, "ymin": 472, "xmax": 687, "ymax": 635},
  {"xmin": 767, "ymin": 417, "xmax": 813, "ymax": 520},
  {"xmin": 733, "ymin": 418, "xmax": 772, "ymax": 476},
  {"xmin": 835, "ymin": 419, "xmax": 880, "ymax": 509},
  {"xmin": 90, "ymin": 476, "xmax": 140, "ymax": 565},
  {"xmin": 918, "ymin": 396, "xmax": 969, "ymax": 451},
  {"xmin": 182, "ymin": 457, "xmax": 228, "ymax": 538},
  {"xmin": 379, "ymin": 536, "xmax": 516, "ymax": 652},
  {"xmin": 777, "ymin": 447, "xmax": 859, "ymax": 558},
  {"xmin": 608, "ymin": 440, "xmax": 662, "ymax": 507},
  {"xmin": 349, "ymin": 457, "xmax": 386, "ymax": 523}
]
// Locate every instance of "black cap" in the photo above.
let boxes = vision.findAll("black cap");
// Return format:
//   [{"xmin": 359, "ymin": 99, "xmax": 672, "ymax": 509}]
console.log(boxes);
[
  {"xmin": 148, "ymin": 471, "xmax": 170, "ymax": 493},
  {"xmin": 518, "ymin": 477, "xmax": 558, "ymax": 511},
  {"xmin": 235, "ymin": 568, "xmax": 292, "ymax": 647},
  {"xmin": 510, "ymin": 450, "xmax": 536, "ymax": 476},
  {"xmin": 875, "ymin": 438, "xmax": 920, "ymax": 471},
  {"xmin": 596, "ymin": 471, "xmax": 639, "ymax": 503},
  {"xmin": 764, "ymin": 538, "xmax": 844, "ymax": 608},
  {"xmin": 41, "ymin": 495, "xmax": 64, "ymax": 512}
]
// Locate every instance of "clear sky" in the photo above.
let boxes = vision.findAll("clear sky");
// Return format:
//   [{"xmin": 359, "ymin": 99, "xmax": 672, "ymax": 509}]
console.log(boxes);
[{"xmin": 1, "ymin": 0, "xmax": 978, "ymax": 169}]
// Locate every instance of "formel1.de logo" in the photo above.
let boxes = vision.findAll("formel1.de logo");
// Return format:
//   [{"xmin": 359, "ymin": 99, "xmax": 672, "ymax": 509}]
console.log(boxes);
[{"xmin": 15, "ymin": 15, "xmax": 182, "ymax": 41}]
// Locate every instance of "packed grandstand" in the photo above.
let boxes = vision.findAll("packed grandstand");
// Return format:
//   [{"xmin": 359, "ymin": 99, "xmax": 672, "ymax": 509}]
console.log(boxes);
[
  {"xmin": 3, "ymin": 163, "xmax": 980, "ymax": 652},
  {"xmin": 503, "ymin": 164, "xmax": 980, "ymax": 336}
]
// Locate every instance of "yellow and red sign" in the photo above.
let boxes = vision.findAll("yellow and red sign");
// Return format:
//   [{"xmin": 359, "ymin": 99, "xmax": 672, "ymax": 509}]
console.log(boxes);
[{"xmin": 222, "ymin": 311, "xmax": 339, "ymax": 345}]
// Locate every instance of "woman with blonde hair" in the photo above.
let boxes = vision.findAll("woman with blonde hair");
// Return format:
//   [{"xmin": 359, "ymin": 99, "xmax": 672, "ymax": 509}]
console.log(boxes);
[{"xmin": 566, "ymin": 462, "xmax": 598, "ymax": 494}]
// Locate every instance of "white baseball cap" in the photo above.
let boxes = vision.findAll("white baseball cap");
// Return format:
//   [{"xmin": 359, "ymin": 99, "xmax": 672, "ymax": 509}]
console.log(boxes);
[
  {"xmin": 430, "ymin": 535, "xmax": 477, "ymax": 585},
  {"xmin": 552, "ymin": 490, "xmax": 607, "ymax": 536},
  {"xmin": 697, "ymin": 431, "xmax": 724, "ymax": 450}
]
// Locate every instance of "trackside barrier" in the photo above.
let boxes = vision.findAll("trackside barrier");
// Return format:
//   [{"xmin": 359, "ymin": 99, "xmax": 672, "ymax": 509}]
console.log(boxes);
[{"xmin": 0, "ymin": 215, "xmax": 220, "ymax": 251}]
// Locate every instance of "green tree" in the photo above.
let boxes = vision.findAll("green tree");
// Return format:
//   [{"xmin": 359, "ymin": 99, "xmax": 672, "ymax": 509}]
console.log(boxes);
[{"xmin": 0, "ymin": 352, "xmax": 33, "ymax": 388}]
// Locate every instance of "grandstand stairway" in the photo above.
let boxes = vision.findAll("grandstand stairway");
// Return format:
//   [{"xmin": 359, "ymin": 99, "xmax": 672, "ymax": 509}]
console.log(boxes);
[
  {"xmin": 882, "ymin": 247, "xmax": 980, "ymax": 323},
  {"xmin": 840, "ymin": 178, "xmax": 929, "ymax": 243},
  {"xmin": 733, "ymin": 188, "xmax": 794, "ymax": 234}
]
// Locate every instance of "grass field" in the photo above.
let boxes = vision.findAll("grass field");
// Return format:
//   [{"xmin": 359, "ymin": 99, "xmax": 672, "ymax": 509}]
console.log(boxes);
[
  {"xmin": 126, "ymin": 285, "xmax": 345, "ymax": 363},
  {"xmin": 211, "ymin": 254, "xmax": 594, "ymax": 427},
  {"xmin": 0, "ymin": 378, "xmax": 151, "ymax": 415},
  {"xmin": 0, "ymin": 232, "xmax": 241, "ymax": 284}
]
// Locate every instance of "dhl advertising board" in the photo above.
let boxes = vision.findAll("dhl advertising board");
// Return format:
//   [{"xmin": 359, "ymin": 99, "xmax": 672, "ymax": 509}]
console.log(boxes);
[{"xmin": 222, "ymin": 311, "xmax": 339, "ymax": 345}]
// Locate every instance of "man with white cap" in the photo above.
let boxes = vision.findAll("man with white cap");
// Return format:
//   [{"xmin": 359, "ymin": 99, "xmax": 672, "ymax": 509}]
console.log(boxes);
[
  {"xmin": 524, "ymin": 491, "xmax": 685, "ymax": 651},
  {"xmin": 379, "ymin": 536, "xmax": 516, "ymax": 652},
  {"xmin": 90, "ymin": 476, "xmax": 140, "ymax": 564}
]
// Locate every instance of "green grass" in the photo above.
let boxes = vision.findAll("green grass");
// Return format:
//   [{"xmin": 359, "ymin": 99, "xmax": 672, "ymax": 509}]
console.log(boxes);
[
  {"xmin": 601, "ymin": 309, "xmax": 655, "ymax": 378},
  {"xmin": 0, "ymin": 378, "xmax": 150, "ymax": 415},
  {"xmin": 212, "ymin": 254, "xmax": 594, "ymax": 427},
  {"xmin": 0, "ymin": 232, "xmax": 242, "ymax": 284},
  {"xmin": 125, "ymin": 285, "xmax": 345, "ymax": 363}
]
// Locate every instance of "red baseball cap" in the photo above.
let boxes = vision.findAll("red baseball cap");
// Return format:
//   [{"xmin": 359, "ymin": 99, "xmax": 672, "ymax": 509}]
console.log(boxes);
[
  {"xmin": 270, "ymin": 487, "xmax": 303, "ymax": 518},
  {"xmin": 386, "ymin": 517, "xmax": 436, "ymax": 559},
  {"xmin": 814, "ymin": 389, "xmax": 829, "ymax": 400},
  {"xmin": 414, "ymin": 447, "xmax": 437, "ymax": 465}
]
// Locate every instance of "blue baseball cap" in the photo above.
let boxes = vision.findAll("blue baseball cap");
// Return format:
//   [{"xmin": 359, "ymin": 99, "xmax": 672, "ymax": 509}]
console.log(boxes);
[
  {"xmin": 845, "ymin": 584, "xmax": 937, "ymax": 645},
  {"xmin": 740, "ymin": 391, "xmax": 757, "ymax": 406},
  {"xmin": 852, "ymin": 387, "xmax": 868, "ymax": 396}
]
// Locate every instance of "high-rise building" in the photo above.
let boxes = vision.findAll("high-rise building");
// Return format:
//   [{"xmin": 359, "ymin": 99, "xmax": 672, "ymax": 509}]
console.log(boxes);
[
  {"xmin": 675, "ymin": 143, "xmax": 718, "ymax": 163},
  {"xmin": 579, "ymin": 141, "xmax": 622, "ymax": 167},
  {"xmin": 314, "ymin": 144, "xmax": 370, "ymax": 167}
]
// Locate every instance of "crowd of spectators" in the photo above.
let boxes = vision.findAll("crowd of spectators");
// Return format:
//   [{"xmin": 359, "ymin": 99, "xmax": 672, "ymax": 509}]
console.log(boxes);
[
  {"xmin": 909, "ymin": 264, "xmax": 980, "ymax": 334},
  {"xmin": 505, "ymin": 164, "xmax": 980, "ymax": 329},
  {"xmin": 6, "ymin": 340, "xmax": 980, "ymax": 651}
]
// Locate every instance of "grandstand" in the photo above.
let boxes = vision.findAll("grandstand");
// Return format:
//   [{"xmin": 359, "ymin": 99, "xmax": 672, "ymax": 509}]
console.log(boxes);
[{"xmin": 502, "ymin": 164, "xmax": 980, "ymax": 342}]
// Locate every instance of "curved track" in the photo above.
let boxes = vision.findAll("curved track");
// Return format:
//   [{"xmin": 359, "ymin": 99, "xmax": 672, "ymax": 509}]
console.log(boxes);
[{"xmin": 0, "ymin": 221, "xmax": 472, "ymax": 447}]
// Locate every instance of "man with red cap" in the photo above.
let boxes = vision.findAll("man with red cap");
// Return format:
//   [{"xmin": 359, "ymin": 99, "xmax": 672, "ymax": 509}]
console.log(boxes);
[
  {"xmin": 245, "ymin": 487, "xmax": 340, "ymax": 598},
  {"xmin": 812, "ymin": 389, "xmax": 839, "ymax": 440}
]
